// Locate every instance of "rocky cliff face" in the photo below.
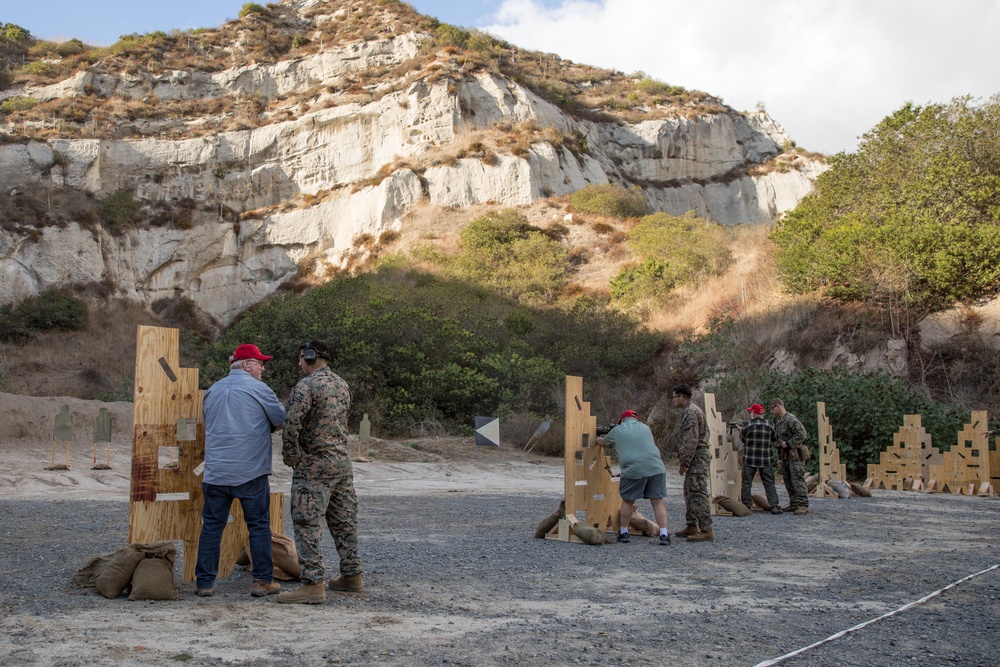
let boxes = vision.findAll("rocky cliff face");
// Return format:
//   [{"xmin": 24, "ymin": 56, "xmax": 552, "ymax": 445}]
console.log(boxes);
[{"xmin": 0, "ymin": 2, "xmax": 824, "ymax": 324}]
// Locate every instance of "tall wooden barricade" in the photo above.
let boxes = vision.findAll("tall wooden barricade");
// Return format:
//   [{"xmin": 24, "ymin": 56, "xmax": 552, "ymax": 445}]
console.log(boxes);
[
  {"xmin": 865, "ymin": 415, "xmax": 929, "ymax": 491},
  {"xmin": 128, "ymin": 325, "xmax": 284, "ymax": 582},
  {"xmin": 549, "ymin": 376, "xmax": 621, "ymax": 541},
  {"xmin": 706, "ymin": 393, "xmax": 739, "ymax": 515},
  {"xmin": 811, "ymin": 402, "xmax": 848, "ymax": 498},
  {"xmin": 928, "ymin": 411, "xmax": 992, "ymax": 495}
]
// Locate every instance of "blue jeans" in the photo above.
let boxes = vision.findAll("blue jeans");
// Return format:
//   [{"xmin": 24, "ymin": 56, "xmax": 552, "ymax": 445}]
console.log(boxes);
[{"xmin": 196, "ymin": 474, "xmax": 273, "ymax": 589}]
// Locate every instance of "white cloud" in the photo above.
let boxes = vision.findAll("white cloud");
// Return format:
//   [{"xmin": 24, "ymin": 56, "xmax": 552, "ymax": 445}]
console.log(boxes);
[{"xmin": 485, "ymin": 0, "xmax": 1000, "ymax": 154}]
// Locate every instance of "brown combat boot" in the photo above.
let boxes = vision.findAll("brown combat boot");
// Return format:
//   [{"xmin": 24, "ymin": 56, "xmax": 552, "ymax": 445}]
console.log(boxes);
[
  {"xmin": 277, "ymin": 582, "xmax": 326, "ymax": 605},
  {"xmin": 687, "ymin": 529, "xmax": 715, "ymax": 542},
  {"xmin": 781, "ymin": 506, "xmax": 797, "ymax": 512},
  {"xmin": 328, "ymin": 573, "xmax": 364, "ymax": 592},
  {"xmin": 793, "ymin": 507, "xmax": 810, "ymax": 515},
  {"xmin": 250, "ymin": 580, "xmax": 280, "ymax": 597},
  {"xmin": 674, "ymin": 525, "xmax": 699, "ymax": 538}
]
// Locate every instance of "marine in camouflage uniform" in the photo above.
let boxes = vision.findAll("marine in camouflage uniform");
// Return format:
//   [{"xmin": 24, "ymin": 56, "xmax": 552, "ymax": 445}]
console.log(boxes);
[
  {"xmin": 673, "ymin": 385, "xmax": 712, "ymax": 539},
  {"xmin": 282, "ymin": 343, "xmax": 362, "ymax": 586},
  {"xmin": 771, "ymin": 399, "xmax": 809, "ymax": 512}
]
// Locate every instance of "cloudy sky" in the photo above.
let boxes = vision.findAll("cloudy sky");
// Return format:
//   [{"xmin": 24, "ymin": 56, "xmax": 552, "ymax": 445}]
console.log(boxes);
[{"xmin": 5, "ymin": 0, "xmax": 998, "ymax": 154}]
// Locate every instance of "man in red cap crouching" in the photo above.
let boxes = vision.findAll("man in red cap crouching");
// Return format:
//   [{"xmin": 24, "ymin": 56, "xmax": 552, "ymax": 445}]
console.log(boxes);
[
  {"xmin": 735, "ymin": 403, "xmax": 781, "ymax": 514},
  {"xmin": 597, "ymin": 409, "xmax": 671, "ymax": 545}
]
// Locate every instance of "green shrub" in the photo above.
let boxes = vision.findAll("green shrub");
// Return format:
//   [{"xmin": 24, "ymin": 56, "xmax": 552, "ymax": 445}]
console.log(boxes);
[
  {"xmin": 759, "ymin": 367, "xmax": 966, "ymax": 479},
  {"xmin": 97, "ymin": 189, "xmax": 142, "ymax": 230},
  {"xmin": 239, "ymin": 3, "xmax": 268, "ymax": 18},
  {"xmin": 17, "ymin": 61, "xmax": 54, "ymax": 77},
  {"xmin": 569, "ymin": 183, "xmax": 650, "ymax": 219},
  {"xmin": 18, "ymin": 290, "xmax": 88, "ymax": 331},
  {"xmin": 56, "ymin": 38, "xmax": 85, "ymax": 56},
  {"xmin": 204, "ymin": 266, "xmax": 659, "ymax": 435},
  {"xmin": 773, "ymin": 96, "xmax": 1000, "ymax": 311},
  {"xmin": 635, "ymin": 77, "xmax": 684, "ymax": 97},
  {"xmin": 0, "ymin": 96, "xmax": 39, "ymax": 116},
  {"xmin": 611, "ymin": 212, "xmax": 731, "ymax": 304},
  {"xmin": 433, "ymin": 24, "xmax": 470, "ymax": 48},
  {"xmin": 454, "ymin": 210, "xmax": 570, "ymax": 305},
  {"xmin": 0, "ymin": 23, "xmax": 31, "ymax": 43}
]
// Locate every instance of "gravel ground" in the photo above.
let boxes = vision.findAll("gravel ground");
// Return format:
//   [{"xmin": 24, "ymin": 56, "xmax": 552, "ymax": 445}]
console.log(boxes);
[{"xmin": 2, "ymin": 486, "xmax": 999, "ymax": 666}]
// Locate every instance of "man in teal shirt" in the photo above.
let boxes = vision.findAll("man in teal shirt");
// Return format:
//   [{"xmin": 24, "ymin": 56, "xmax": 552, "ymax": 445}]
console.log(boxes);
[{"xmin": 598, "ymin": 409, "xmax": 670, "ymax": 545}]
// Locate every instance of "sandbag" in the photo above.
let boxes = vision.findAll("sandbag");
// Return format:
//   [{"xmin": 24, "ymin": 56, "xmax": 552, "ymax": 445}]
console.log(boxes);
[
  {"xmin": 850, "ymin": 482, "xmax": 872, "ymax": 498},
  {"xmin": 572, "ymin": 522, "xmax": 610, "ymax": 545},
  {"xmin": 751, "ymin": 494, "xmax": 771, "ymax": 511},
  {"xmin": 534, "ymin": 500, "xmax": 565, "ymax": 538},
  {"xmin": 629, "ymin": 511, "xmax": 659, "ymax": 536},
  {"xmin": 806, "ymin": 476, "xmax": 819, "ymax": 492},
  {"xmin": 272, "ymin": 532, "xmax": 301, "ymax": 581},
  {"xmin": 714, "ymin": 496, "xmax": 750, "ymax": 517},
  {"xmin": 94, "ymin": 544, "xmax": 145, "ymax": 599},
  {"xmin": 828, "ymin": 479, "xmax": 852, "ymax": 498},
  {"xmin": 128, "ymin": 544, "xmax": 178, "ymax": 601}
]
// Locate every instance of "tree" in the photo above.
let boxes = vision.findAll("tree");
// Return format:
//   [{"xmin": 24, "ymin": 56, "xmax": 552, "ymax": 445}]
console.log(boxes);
[{"xmin": 773, "ymin": 96, "xmax": 1000, "ymax": 313}]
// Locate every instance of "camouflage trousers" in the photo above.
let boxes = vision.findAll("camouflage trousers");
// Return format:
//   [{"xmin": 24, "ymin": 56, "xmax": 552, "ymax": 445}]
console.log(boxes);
[
  {"xmin": 290, "ymin": 465, "xmax": 362, "ymax": 585},
  {"xmin": 684, "ymin": 446, "xmax": 712, "ymax": 532},
  {"xmin": 780, "ymin": 457, "xmax": 809, "ymax": 508}
]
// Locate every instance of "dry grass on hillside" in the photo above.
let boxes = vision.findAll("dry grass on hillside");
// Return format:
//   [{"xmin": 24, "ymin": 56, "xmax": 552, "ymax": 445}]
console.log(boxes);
[
  {"xmin": 0, "ymin": 299, "xmax": 176, "ymax": 400},
  {"xmin": 647, "ymin": 224, "xmax": 819, "ymax": 341}
]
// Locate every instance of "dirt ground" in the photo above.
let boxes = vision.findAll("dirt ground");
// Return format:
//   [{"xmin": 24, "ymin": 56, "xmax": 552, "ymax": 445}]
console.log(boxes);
[{"xmin": 2, "ymin": 393, "xmax": 999, "ymax": 666}]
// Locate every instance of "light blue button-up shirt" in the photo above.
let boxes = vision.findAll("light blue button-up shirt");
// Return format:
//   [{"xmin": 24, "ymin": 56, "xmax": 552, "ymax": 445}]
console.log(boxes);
[{"xmin": 202, "ymin": 369, "xmax": 286, "ymax": 486}]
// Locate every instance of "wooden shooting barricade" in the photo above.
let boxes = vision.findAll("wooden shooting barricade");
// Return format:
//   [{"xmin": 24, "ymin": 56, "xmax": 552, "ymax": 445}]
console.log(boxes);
[
  {"xmin": 811, "ymin": 402, "xmax": 848, "ymax": 498},
  {"xmin": 706, "ymin": 393, "xmax": 740, "ymax": 515},
  {"xmin": 927, "ymin": 411, "xmax": 994, "ymax": 495},
  {"xmin": 546, "ymin": 376, "xmax": 621, "ymax": 542},
  {"xmin": 128, "ymin": 325, "xmax": 285, "ymax": 582},
  {"xmin": 865, "ymin": 415, "xmax": 930, "ymax": 491}
]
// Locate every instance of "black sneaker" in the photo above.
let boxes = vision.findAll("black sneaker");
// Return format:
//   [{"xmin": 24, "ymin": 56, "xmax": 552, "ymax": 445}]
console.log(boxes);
[
  {"xmin": 616, "ymin": 532, "xmax": 631, "ymax": 543},
  {"xmin": 659, "ymin": 534, "xmax": 671, "ymax": 546}
]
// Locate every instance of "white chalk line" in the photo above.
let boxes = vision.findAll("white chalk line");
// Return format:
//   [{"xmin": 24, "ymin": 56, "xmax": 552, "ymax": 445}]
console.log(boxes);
[{"xmin": 752, "ymin": 562, "xmax": 1000, "ymax": 667}]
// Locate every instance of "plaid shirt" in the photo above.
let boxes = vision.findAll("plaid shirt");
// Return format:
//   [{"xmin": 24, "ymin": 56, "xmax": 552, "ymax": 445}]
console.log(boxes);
[{"xmin": 741, "ymin": 416, "xmax": 776, "ymax": 468}]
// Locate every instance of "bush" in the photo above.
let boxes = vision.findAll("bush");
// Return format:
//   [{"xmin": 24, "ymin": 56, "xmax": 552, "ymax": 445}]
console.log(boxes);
[
  {"xmin": 56, "ymin": 38, "xmax": 85, "ymax": 56},
  {"xmin": 17, "ymin": 61, "xmax": 54, "ymax": 77},
  {"xmin": 18, "ymin": 290, "xmax": 88, "ymax": 331},
  {"xmin": 433, "ymin": 24, "xmax": 470, "ymax": 49},
  {"xmin": 453, "ymin": 210, "xmax": 570, "ymax": 305},
  {"xmin": 1, "ymin": 23, "xmax": 31, "ymax": 43},
  {"xmin": 239, "ymin": 3, "xmax": 268, "ymax": 18},
  {"xmin": 0, "ymin": 290, "xmax": 88, "ymax": 342},
  {"xmin": 569, "ymin": 183, "xmax": 650, "ymax": 219},
  {"xmin": 0, "ymin": 96, "xmax": 39, "ymax": 116},
  {"xmin": 773, "ymin": 96, "xmax": 1000, "ymax": 311},
  {"xmin": 97, "ymin": 189, "xmax": 142, "ymax": 230},
  {"xmin": 611, "ymin": 212, "xmax": 731, "ymax": 304},
  {"xmin": 759, "ymin": 367, "xmax": 966, "ymax": 479},
  {"xmin": 204, "ymin": 266, "xmax": 659, "ymax": 435}
]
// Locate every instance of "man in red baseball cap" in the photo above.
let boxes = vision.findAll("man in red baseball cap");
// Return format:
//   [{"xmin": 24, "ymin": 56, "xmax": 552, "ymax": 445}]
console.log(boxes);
[
  {"xmin": 597, "ymin": 409, "xmax": 671, "ymax": 546},
  {"xmin": 735, "ymin": 403, "xmax": 781, "ymax": 514},
  {"xmin": 197, "ymin": 342, "xmax": 285, "ymax": 598}
]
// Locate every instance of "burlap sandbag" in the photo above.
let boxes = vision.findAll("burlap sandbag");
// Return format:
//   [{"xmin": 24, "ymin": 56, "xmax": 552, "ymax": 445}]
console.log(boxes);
[
  {"xmin": 714, "ymin": 496, "xmax": 750, "ymax": 517},
  {"xmin": 850, "ymin": 482, "xmax": 872, "ymax": 497},
  {"xmin": 629, "ymin": 511, "xmax": 659, "ymax": 536},
  {"xmin": 534, "ymin": 500, "xmax": 565, "ymax": 538},
  {"xmin": 572, "ymin": 522, "xmax": 610, "ymax": 545},
  {"xmin": 272, "ymin": 532, "xmax": 301, "ymax": 581},
  {"xmin": 128, "ymin": 543, "xmax": 178, "ymax": 601},
  {"xmin": 94, "ymin": 544, "xmax": 145, "ymax": 599},
  {"xmin": 751, "ymin": 494, "xmax": 771, "ymax": 511}
]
